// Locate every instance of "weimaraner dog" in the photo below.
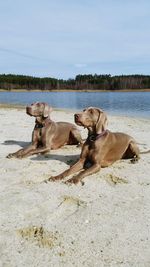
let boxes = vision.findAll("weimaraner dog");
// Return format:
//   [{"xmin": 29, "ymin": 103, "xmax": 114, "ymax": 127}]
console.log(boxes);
[
  {"xmin": 7, "ymin": 102, "xmax": 82, "ymax": 159},
  {"xmin": 47, "ymin": 107, "xmax": 140, "ymax": 185}
]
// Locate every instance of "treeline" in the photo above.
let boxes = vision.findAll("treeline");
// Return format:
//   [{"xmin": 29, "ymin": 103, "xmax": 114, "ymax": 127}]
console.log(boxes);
[{"xmin": 0, "ymin": 74, "xmax": 150, "ymax": 91}]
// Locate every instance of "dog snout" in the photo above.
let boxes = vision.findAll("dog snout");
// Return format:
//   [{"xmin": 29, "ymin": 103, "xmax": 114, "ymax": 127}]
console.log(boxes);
[
  {"xmin": 26, "ymin": 106, "xmax": 32, "ymax": 115},
  {"xmin": 74, "ymin": 113, "xmax": 81, "ymax": 122},
  {"xmin": 74, "ymin": 113, "xmax": 79, "ymax": 119}
]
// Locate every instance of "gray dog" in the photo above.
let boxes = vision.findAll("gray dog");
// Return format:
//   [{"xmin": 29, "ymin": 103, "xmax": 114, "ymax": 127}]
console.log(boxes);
[
  {"xmin": 7, "ymin": 102, "xmax": 82, "ymax": 158},
  {"xmin": 47, "ymin": 107, "xmax": 141, "ymax": 184}
]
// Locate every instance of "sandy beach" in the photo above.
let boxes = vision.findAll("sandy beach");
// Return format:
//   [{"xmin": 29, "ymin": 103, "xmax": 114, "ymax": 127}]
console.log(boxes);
[{"xmin": 0, "ymin": 106, "xmax": 150, "ymax": 267}]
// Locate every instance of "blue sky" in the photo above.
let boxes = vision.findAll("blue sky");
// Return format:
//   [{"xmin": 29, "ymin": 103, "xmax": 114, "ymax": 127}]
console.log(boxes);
[{"xmin": 0, "ymin": 0, "xmax": 150, "ymax": 79}]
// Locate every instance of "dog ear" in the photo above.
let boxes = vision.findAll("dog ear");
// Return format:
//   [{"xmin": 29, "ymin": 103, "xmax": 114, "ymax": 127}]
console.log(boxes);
[
  {"xmin": 95, "ymin": 108, "xmax": 108, "ymax": 133},
  {"xmin": 43, "ymin": 103, "xmax": 53, "ymax": 117}
]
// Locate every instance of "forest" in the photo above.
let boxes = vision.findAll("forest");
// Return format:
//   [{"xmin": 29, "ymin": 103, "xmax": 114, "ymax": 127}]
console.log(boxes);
[{"xmin": 0, "ymin": 74, "xmax": 150, "ymax": 91}]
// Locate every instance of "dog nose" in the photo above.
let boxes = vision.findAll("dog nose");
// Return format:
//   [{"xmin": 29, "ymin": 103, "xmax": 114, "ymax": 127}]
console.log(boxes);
[{"xmin": 74, "ymin": 114, "xmax": 79, "ymax": 119}]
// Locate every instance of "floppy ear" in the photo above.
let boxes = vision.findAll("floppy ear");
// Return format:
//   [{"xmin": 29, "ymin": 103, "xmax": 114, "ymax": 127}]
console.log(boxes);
[
  {"xmin": 95, "ymin": 108, "xmax": 108, "ymax": 133},
  {"xmin": 43, "ymin": 103, "xmax": 53, "ymax": 118}
]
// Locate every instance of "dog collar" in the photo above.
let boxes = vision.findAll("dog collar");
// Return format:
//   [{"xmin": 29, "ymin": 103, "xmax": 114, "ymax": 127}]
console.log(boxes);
[
  {"xmin": 35, "ymin": 117, "xmax": 51, "ymax": 129},
  {"xmin": 35, "ymin": 123, "xmax": 44, "ymax": 129},
  {"xmin": 88, "ymin": 129, "xmax": 108, "ymax": 142}
]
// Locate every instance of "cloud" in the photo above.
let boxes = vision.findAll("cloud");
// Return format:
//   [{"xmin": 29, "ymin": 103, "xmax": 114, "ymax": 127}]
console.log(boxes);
[{"xmin": 74, "ymin": 63, "xmax": 87, "ymax": 68}]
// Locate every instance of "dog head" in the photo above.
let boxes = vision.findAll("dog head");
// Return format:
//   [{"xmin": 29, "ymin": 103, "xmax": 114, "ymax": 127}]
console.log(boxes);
[
  {"xmin": 74, "ymin": 107, "xmax": 108, "ymax": 133},
  {"xmin": 26, "ymin": 102, "xmax": 52, "ymax": 118}
]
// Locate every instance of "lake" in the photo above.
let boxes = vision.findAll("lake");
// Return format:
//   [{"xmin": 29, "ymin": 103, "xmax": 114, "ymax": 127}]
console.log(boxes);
[{"xmin": 0, "ymin": 91, "xmax": 150, "ymax": 118}]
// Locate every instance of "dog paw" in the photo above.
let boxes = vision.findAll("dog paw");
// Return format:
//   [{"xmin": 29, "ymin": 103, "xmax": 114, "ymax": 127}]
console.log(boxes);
[
  {"xmin": 7, "ymin": 153, "xmax": 23, "ymax": 159},
  {"xmin": 130, "ymin": 157, "xmax": 139, "ymax": 164},
  {"xmin": 44, "ymin": 176, "xmax": 59, "ymax": 183},
  {"xmin": 6, "ymin": 153, "xmax": 14, "ymax": 159},
  {"xmin": 65, "ymin": 177, "xmax": 84, "ymax": 186}
]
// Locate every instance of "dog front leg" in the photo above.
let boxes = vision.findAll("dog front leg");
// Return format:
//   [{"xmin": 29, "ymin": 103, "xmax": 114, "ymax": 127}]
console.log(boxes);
[
  {"xmin": 7, "ymin": 144, "xmax": 37, "ymax": 158},
  {"xmin": 66, "ymin": 163, "xmax": 101, "ymax": 185},
  {"xmin": 47, "ymin": 159, "xmax": 85, "ymax": 182}
]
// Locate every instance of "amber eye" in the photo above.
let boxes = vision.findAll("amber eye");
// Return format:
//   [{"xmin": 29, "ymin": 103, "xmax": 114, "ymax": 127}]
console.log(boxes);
[{"xmin": 89, "ymin": 109, "xmax": 93, "ymax": 114}]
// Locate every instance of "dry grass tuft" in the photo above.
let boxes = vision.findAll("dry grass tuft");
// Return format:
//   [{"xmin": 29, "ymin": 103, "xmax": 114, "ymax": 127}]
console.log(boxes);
[
  {"xmin": 105, "ymin": 174, "xmax": 128, "ymax": 186},
  {"xmin": 62, "ymin": 195, "xmax": 87, "ymax": 207},
  {"xmin": 17, "ymin": 226, "xmax": 59, "ymax": 248}
]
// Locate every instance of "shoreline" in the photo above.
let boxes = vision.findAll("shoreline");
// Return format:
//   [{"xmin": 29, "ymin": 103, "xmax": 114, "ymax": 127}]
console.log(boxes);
[
  {"xmin": 0, "ymin": 88, "xmax": 150, "ymax": 92},
  {"xmin": 0, "ymin": 103, "xmax": 150, "ymax": 121}
]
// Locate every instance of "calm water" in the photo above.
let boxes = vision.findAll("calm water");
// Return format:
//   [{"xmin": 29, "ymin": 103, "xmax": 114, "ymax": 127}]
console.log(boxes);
[{"xmin": 0, "ymin": 91, "xmax": 150, "ymax": 118}]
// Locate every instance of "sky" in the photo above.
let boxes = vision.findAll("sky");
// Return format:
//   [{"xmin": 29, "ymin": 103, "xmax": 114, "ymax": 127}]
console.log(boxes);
[{"xmin": 0, "ymin": 0, "xmax": 150, "ymax": 79}]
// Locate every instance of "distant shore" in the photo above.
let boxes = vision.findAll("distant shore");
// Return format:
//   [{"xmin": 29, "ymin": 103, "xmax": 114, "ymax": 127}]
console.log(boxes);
[{"xmin": 0, "ymin": 88, "xmax": 150, "ymax": 92}]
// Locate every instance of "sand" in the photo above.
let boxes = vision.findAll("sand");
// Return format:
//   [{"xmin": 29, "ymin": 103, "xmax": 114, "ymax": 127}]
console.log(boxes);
[{"xmin": 0, "ymin": 107, "xmax": 150, "ymax": 267}]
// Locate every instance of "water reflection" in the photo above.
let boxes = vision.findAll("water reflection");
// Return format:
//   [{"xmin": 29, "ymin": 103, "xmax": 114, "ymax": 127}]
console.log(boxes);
[{"xmin": 0, "ymin": 91, "xmax": 150, "ymax": 118}]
